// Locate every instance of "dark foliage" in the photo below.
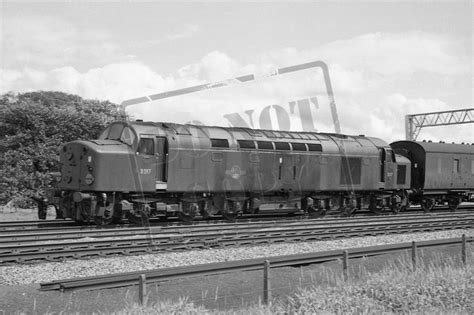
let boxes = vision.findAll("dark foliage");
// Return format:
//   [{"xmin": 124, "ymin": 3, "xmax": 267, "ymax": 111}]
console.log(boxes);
[{"xmin": 0, "ymin": 91, "xmax": 126, "ymax": 206}]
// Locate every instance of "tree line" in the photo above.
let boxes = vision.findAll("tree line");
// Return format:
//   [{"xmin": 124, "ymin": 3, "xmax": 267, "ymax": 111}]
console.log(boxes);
[{"xmin": 0, "ymin": 91, "xmax": 125, "ymax": 206}]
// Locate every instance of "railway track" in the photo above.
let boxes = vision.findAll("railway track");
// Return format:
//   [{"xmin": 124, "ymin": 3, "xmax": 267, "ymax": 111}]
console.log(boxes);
[
  {"xmin": 1, "ymin": 204, "xmax": 471, "ymax": 232},
  {"xmin": 0, "ymin": 211, "xmax": 472, "ymax": 242},
  {"xmin": 1, "ymin": 212, "xmax": 472, "ymax": 264}
]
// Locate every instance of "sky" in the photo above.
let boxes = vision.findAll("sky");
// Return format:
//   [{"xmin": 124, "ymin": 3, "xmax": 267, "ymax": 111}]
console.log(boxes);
[{"xmin": 0, "ymin": 0, "xmax": 472, "ymax": 143}]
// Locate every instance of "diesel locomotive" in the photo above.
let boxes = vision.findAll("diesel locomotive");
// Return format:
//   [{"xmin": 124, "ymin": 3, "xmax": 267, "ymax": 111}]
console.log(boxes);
[{"xmin": 49, "ymin": 120, "xmax": 474, "ymax": 225}]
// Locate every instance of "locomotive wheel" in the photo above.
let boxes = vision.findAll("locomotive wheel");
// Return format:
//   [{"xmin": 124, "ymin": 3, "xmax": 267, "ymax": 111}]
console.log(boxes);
[
  {"xmin": 391, "ymin": 202, "xmax": 402, "ymax": 214},
  {"xmin": 76, "ymin": 203, "xmax": 92, "ymax": 224},
  {"xmin": 448, "ymin": 198, "xmax": 460, "ymax": 211},
  {"xmin": 93, "ymin": 216, "xmax": 113, "ymax": 225},
  {"xmin": 201, "ymin": 201, "xmax": 218, "ymax": 219},
  {"xmin": 127, "ymin": 203, "xmax": 150, "ymax": 226},
  {"xmin": 306, "ymin": 202, "xmax": 326, "ymax": 218},
  {"xmin": 222, "ymin": 200, "xmax": 240, "ymax": 221},
  {"xmin": 369, "ymin": 196, "xmax": 387, "ymax": 215},
  {"xmin": 341, "ymin": 198, "xmax": 357, "ymax": 217},
  {"xmin": 324, "ymin": 199, "xmax": 335, "ymax": 212},
  {"xmin": 341, "ymin": 205, "xmax": 357, "ymax": 217},
  {"xmin": 178, "ymin": 202, "xmax": 198, "ymax": 222},
  {"xmin": 201, "ymin": 208, "xmax": 211, "ymax": 219},
  {"xmin": 127, "ymin": 211, "xmax": 149, "ymax": 225},
  {"xmin": 178, "ymin": 212, "xmax": 195, "ymax": 222},
  {"xmin": 94, "ymin": 215, "xmax": 113, "ymax": 226},
  {"xmin": 370, "ymin": 207, "xmax": 381, "ymax": 215},
  {"xmin": 421, "ymin": 198, "xmax": 435, "ymax": 213},
  {"xmin": 307, "ymin": 206, "xmax": 326, "ymax": 218},
  {"xmin": 94, "ymin": 202, "xmax": 114, "ymax": 225}
]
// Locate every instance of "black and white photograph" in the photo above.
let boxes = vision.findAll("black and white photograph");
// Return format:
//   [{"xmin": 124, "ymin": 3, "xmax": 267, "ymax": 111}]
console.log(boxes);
[{"xmin": 0, "ymin": 0, "xmax": 473, "ymax": 313}]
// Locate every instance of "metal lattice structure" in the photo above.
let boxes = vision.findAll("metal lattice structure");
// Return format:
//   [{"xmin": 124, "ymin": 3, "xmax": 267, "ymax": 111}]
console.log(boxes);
[{"xmin": 405, "ymin": 108, "xmax": 474, "ymax": 140}]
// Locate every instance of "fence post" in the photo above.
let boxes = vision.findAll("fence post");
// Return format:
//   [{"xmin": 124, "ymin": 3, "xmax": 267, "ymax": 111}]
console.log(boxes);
[
  {"xmin": 263, "ymin": 260, "xmax": 271, "ymax": 305},
  {"xmin": 139, "ymin": 274, "xmax": 146, "ymax": 305},
  {"xmin": 411, "ymin": 241, "xmax": 417, "ymax": 271},
  {"xmin": 461, "ymin": 234, "xmax": 466, "ymax": 266},
  {"xmin": 343, "ymin": 250, "xmax": 349, "ymax": 281}
]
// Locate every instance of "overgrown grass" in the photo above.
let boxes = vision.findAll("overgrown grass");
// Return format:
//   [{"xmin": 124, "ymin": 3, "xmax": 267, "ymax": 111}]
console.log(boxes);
[
  {"xmin": 117, "ymin": 297, "xmax": 207, "ymax": 314},
  {"xmin": 119, "ymin": 254, "xmax": 473, "ymax": 314},
  {"xmin": 0, "ymin": 205, "xmax": 37, "ymax": 221},
  {"xmin": 0, "ymin": 204, "xmax": 58, "ymax": 221},
  {"xmin": 283, "ymin": 255, "xmax": 473, "ymax": 314}
]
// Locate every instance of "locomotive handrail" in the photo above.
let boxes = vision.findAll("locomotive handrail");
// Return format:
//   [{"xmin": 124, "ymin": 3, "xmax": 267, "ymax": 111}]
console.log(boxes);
[{"xmin": 40, "ymin": 236, "xmax": 472, "ymax": 292}]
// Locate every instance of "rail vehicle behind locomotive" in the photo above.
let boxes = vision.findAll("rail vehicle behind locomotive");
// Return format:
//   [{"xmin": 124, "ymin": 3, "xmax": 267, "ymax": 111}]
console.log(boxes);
[
  {"xmin": 52, "ymin": 120, "xmax": 414, "ymax": 224},
  {"xmin": 391, "ymin": 140, "xmax": 474, "ymax": 211}
]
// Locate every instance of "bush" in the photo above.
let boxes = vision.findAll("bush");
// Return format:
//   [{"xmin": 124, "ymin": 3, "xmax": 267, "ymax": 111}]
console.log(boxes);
[{"xmin": 0, "ymin": 91, "xmax": 126, "ymax": 206}]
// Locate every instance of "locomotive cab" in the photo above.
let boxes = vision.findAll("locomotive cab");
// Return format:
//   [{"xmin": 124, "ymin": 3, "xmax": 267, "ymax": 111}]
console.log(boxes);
[
  {"xmin": 56, "ymin": 121, "xmax": 171, "ymax": 224},
  {"xmin": 377, "ymin": 147, "xmax": 411, "ymax": 190},
  {"xmin": 99, "ymin": 121, "xmax": 169, "ymax": 191},
  {"xmin": 368, "ymin": 138, "xmax": 409, "ymax": 190},
  {"xmin": 135, "ymin": 134, "xmax": 168, "ymax": 190}
]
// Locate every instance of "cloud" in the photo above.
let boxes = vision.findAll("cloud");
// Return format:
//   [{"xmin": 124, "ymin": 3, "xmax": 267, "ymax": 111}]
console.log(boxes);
[
  {"xmin": 166, "ymin": 24, "xmax": 200, "ymax": 40},
  {"xmin": 1, "ymin": 30, "xmax": 471, "ymax": 143},
  {"xmin": 321, "ymin": 32, "xmax": 469, "ymax": 76},
  {"xmin": 337, "ymin": 94, "xmax": 448, "ymax": 142},
  {"xmin": 375, "ymin": 94, "xmax": 473, "ymax": 143},
  {"xmin": 331, "ymin": 91, "xmax": 473, "ymax": 143},
  {"xmin": 264, "ymin": 31, "xmax": 469, "ymax": 78},
  {"xmin": 126, "ymin": 24, "xmax": 201, "ymax": 50},
  {"xmin": 177, "ymin": 50, "xmax": 243, "ymax": 82},
  {"xmin": 1, "ymin": 61, "xmax": 174, "ymax": 103},
  {"xmin": 157, "ymin": 35, "xmax": 469, "ymax": 140},
  {"xmin": 0, "ymin": 15, "xmax": 125, "ymax": 70}
]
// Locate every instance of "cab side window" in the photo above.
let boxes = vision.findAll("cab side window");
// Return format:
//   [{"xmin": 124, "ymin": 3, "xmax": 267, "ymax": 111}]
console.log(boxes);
[
  {"xmin": 137, "ymin": 138, "xmax": 154, "ymax": 155},
  {"xmin": 386, "ymin": 149, "xmax": 396, "ymax": 162},
  {"xmin": 120, "ymin": 127, "xmax": 136, "ymax": 146}
]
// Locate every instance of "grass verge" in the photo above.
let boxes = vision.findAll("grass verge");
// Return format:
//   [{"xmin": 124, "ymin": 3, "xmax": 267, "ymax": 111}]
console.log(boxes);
[
  {"xmin": 119, "ymin": 254, "xmax": 473, "ymax": 314},
  {"xmin": 0, "ymin": 205, "xmax": 55, "ymax": 221}
]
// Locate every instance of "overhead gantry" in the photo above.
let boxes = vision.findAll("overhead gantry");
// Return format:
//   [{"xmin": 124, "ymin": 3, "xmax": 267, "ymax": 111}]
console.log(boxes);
[{"xmin": 405, "ymin": 108, "xmax": 474, "ymax": 140}]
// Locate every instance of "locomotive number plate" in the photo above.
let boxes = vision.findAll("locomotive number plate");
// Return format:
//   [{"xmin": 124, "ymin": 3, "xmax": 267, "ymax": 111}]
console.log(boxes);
[{"xmin": 140, "ymin": 168, "xmax": 152, "ymax": 175}]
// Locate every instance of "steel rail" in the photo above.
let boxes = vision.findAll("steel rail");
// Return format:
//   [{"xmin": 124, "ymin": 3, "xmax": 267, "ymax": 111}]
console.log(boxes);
[
  {"xmin": 0, "ymin": 212, "xmax": 472, "ymax": 245},
  {"xmin": 1, "ymin": 205, "xmax": 472, "ymax": 232},
  {"xmin": 0, "ymin": 209, "xmax": 347, "ymax": 230},
  {"xmin": 0, "ymin": 220, "xmax": 76, "ymax": 231},
  {"xmin": 40, "ymin": 236, "xmax": 473, "ymax": 291},
  {"xmin": 2, "ymin": 207, "xmax": 472, "ymax": 236},
  {"xmin": 1, "ymin": 216, "xmax": 472, "ymax": 264},
  {"xmin": 3, "ymin": 216, "xmax": 473, "ymax": 250}
]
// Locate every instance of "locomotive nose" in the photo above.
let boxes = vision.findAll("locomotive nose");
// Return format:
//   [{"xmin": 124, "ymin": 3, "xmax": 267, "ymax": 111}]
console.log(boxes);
[{"xmin": 59, "ymin": 141, "xmax": 95, "ymax": 190}]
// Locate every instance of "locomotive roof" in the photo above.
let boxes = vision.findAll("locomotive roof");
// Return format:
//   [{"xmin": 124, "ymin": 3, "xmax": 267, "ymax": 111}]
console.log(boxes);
[
  {"xmin": 89, "ymin": 120, "xmax": 397, "ymax": 157},
  {"xmin": 129, "ymin": 120, "xmax": 385, "ymax": 143},
  {"xmin": 391, "ymin": 140, "xmax": 474, "ymax": 154}
]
